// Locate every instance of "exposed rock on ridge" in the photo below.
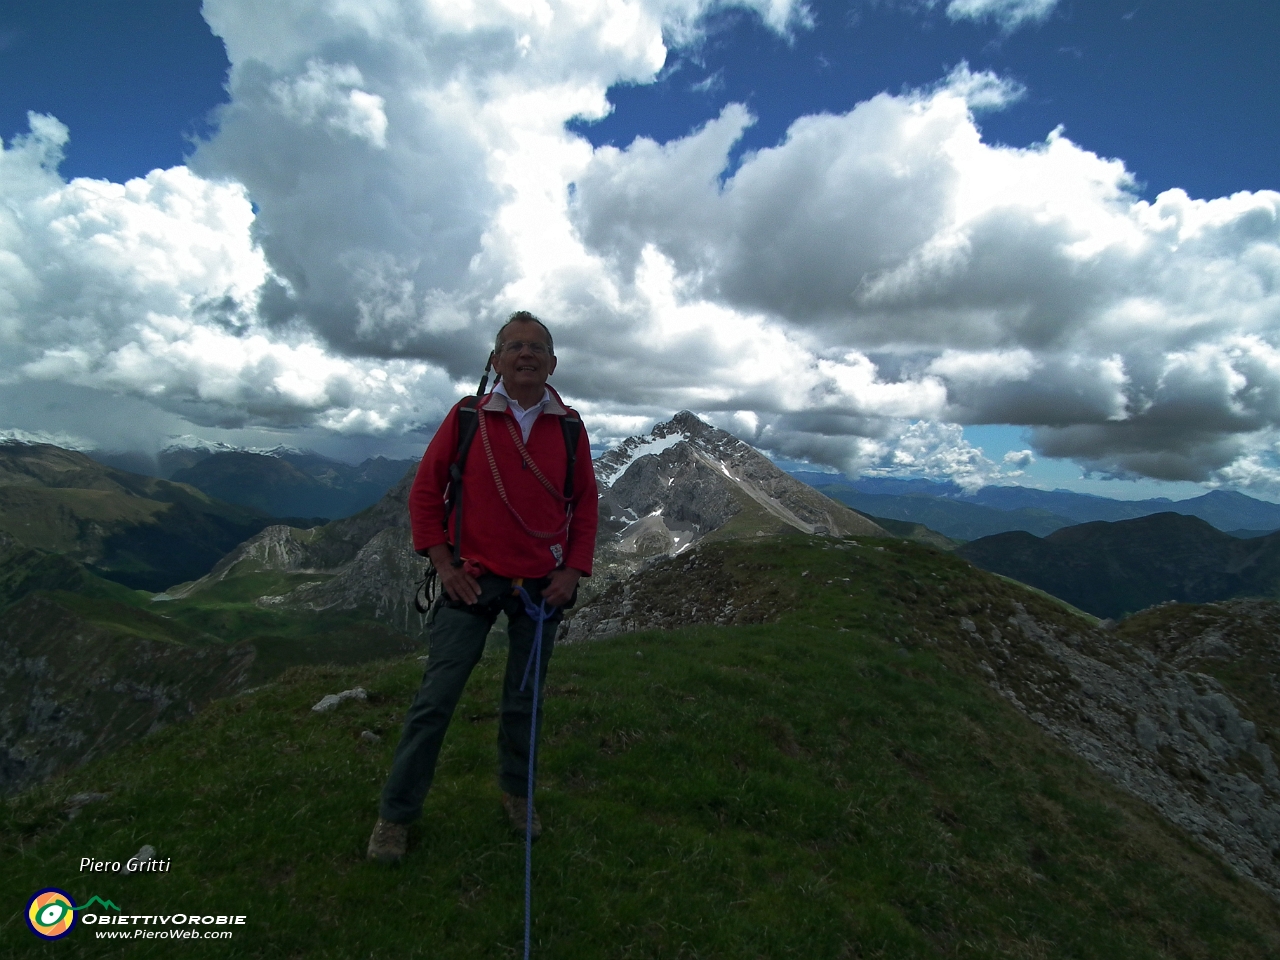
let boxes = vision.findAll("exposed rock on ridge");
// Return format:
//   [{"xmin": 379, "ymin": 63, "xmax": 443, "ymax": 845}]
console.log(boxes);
[
  {"xmin": 160, "ymin": 469, "xmax": 430, "ymax": 635},
  {"xmin": 958, "ymin": 605, "xmax": 1280, "ymax": 899},
  {"xmin": 563, "ymin": 543, "xmax": 798, "ymax": 643},
  {"xmin": 161, "ymin": 469, "xmax": 418, "ymax": 597},
  {"xmin": 258, "ymin": 527, "xmax": 429, "ymax": 636}
]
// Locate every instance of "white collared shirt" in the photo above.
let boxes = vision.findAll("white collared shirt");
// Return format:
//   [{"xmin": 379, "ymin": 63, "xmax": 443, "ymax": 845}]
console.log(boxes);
[{"xmin": 493, "ymin": 381, "xmax": 551, "ymax": 442}]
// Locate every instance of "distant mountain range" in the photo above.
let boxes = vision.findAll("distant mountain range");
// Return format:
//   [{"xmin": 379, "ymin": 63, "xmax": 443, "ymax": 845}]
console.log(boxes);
[
  {"xmin": 81, "ymin": 433, "xmax": 1280, "ymax": 539},
  {"xmin": 83, "ymin": 439, "xmax": 420, "ymax": 522},
  {"xmin": 176, "ymin": 410, "xmax": 889, "ymax": 623},
  {"xmin": 956, "ymin": 512, "xmax": 1280, "ymax": 619},
  {"xmin": 792, "ymin": 473, "xmax": 1280, "ymax": 541},
  {"xmin": 166, "ymin": 450, "xmax": 418, "ymax": 520},
  {"xmin": 0, "ymin": 441, "xmax": 310, "ymax": 591}
]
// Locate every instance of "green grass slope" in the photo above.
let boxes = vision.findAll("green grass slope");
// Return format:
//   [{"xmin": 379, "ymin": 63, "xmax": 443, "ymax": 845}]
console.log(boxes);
[
  {"xmin": 154, "ymin": 569, "xmax": 422, "ymax": 685},
  {"xmin": 4, "ymin": 542, "xmax": 1278, "ymax": 958},
  {"xmin": 0, "ymin": 533, "xmax": 151, "ymax": 610},
  {"xmin": 0, "ymin": 559, "xmax": 419, "ymax": 797},
  {"xmin": 852, "ymin": 512, "xmax": 959, "ymax": 551},
  {"xmin": 0, "ymin": 591, "xmax": 254, "ymax": 796}
]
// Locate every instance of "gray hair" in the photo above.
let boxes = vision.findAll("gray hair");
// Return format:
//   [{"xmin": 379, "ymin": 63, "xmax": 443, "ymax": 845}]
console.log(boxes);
[{"xmin": 495, "ymin": 310, "xmax": 554, "ymax": 355}]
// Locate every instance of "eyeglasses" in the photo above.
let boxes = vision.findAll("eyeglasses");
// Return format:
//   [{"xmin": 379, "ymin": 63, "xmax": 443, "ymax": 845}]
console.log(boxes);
[{"xmin": 499, "ymin": 340, "xmax": 551, "ymax": 355}]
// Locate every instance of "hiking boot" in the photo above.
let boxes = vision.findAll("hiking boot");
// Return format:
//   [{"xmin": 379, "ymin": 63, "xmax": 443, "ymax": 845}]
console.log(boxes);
[
  {"xmin": 367, "ymin": 818, "xmax": 408, "ymax": 863},
  {"xmin": 502, "ymin": 792, "xmax": 542, "ymax": 840}
]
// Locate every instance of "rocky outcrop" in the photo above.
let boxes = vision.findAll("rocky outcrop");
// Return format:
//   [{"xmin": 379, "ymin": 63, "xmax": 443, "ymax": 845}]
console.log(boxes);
[
  {"xmin": 162, "ymin": 468, "xmax": 429, "ymax": 635},
  {"xmin": 159, "ymin": 468, "xmax": 418, "ymax": 600},
  {"xmin": 160, "ymin": 525, "xmax": 322, "ymax": 599},
  {"xmin": 955, "ymin": 605, "xmax": 1280, "ymax": 898},
  {"xmin": 563, "ymin": 546, "xmax": 798, "ymax": 643},
  {"xmin": 260, "ymin": 527, "xmax": 430, "ymax": 636}
]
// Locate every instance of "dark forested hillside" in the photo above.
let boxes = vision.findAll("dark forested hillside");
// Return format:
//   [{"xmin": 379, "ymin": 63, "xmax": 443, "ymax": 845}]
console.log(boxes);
[
  {"xmin": 169, "ymin": 451, "xmax": 417, "ymax": 520},
  {"xmin": 957, "ymin": 512, "xmax": 1280, "ymax": 618}
]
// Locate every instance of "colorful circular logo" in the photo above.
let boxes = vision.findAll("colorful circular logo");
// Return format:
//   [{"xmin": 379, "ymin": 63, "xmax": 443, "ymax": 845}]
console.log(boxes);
[{"xmin": 27, "ymin": 889, "xmax": 77, "ymax": 940}]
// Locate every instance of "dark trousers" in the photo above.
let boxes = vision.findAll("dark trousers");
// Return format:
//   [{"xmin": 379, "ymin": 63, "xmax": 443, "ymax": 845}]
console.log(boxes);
[{"xmin": 379, "ymin": 574, "xmax": 562, "ymax": 824}]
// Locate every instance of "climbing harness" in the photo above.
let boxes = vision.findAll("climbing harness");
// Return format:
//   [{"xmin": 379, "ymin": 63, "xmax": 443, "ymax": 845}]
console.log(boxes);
[{"xmin": 513, "ymin": 579, "xmax": 556, "ymax": 960}]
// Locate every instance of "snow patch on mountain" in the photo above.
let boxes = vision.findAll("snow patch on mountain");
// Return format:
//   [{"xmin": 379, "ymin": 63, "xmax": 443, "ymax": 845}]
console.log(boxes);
[
  {"xmin": 160, "ymin": 435, "xmax": 309, "ymax": 458},
  {"xmin": 0, "ymin": 428, "xmax": 95, "ymax": 450},
  {"xmin": 595, "ymin": 432, "xmax": 688, "ymax": 488}
]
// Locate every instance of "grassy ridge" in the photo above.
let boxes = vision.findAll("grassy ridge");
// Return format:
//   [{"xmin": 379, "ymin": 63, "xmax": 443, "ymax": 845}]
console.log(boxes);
[
  {"xmin": 0, "ymin": 535, "xmax": 152, "ymax": 611},
  {"xmin": 4, "ymin": 539, "xmax": 1279, "ymax": 958}
]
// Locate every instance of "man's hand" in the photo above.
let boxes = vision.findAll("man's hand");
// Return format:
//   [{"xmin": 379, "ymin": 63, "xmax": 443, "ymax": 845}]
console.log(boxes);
[
  {"xmin": 426, "ymin": 544, "xmax": 481, "ymax": 605},
  {"xmin": 542, "ymin": 567, "xmax": 582, "ymax": 608}
]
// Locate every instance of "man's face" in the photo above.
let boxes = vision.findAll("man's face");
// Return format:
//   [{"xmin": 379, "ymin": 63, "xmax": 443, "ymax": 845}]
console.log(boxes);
[{"xmin": 493, "ymin": 320, "xmax": 557, "ymax": 396}]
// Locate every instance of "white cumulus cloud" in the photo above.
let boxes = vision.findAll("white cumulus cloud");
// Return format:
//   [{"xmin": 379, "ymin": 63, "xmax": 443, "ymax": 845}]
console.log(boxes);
[
  {"xmin": 1, "ymin": 0, "xmax": 1279, "ymax": 499},
  {"xmin": 0, "ymin": 110, "xmax": 457, "ymax": 434},
  {"xmin": 569, "ymin": 72, "xmax": 1280, "ymax": 485},
  {"xmin": 270, "ymin": 60, "xmax": 388, "ymax": 148}
]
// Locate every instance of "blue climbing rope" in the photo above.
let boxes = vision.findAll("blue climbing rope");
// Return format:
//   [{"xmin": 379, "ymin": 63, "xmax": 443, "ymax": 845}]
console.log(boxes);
[{"xmin": 514, "ymin": 584, "xmax": 554, "ymax": 960}]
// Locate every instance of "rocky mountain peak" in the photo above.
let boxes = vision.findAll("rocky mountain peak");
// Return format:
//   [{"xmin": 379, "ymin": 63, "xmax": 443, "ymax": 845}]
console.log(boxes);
[
  {"xmin": 595, "ymin": 411, "xmax": 885, "ymax": 568},
  {"xmin": 654, "ymin": 410, "xmax": 716, "ymax": 440},
  {"xmin": 596, "ymin": 411, "xmax": 755, "ymax": 490}
]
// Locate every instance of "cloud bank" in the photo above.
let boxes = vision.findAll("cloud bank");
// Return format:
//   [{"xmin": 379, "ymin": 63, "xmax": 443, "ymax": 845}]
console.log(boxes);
[{"xmin": 1, "ymin": 0, "xmax": 1279, "ymax": 495}]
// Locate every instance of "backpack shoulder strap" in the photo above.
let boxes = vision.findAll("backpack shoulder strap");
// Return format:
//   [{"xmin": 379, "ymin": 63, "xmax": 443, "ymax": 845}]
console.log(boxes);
[
  {"xmin": 560, "ymin": 413, "xmax": 582, "ymax": 501},
  {"xmin": 446, "ymin": 396, "xmax": 483, "ymax": 566},
  {"xmin": 453, "ymin": 396, "xmax": 482, "ymax": 478}
]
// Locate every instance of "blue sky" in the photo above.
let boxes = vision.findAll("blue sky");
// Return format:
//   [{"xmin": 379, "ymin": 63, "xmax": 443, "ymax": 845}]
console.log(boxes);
[
  {"xmin": 0, "ymin": 1, "xmax": 1278, "ymax": 501},
  {"xmin": 579, "ymin": 2, "xmax": 1279, "ymax": 204},
  {"xmin": 0, "ymin": 1, "xmax": 228, "ymax": 184},
  {"xmin": 6, "ymin": 3, "xmax": 1275, "ymax": 200}
]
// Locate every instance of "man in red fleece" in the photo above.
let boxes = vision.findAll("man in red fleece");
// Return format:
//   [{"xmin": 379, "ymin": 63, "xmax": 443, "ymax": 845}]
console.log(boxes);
[{"xmin": 368, "ymin": 311, "xmax": 597, "ymax": 864}]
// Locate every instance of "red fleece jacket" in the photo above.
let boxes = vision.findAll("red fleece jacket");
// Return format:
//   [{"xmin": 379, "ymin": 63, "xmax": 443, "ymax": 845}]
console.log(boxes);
[{"xmin": 409, "ymin": 388, "xmax": 598, "ymax": 579}]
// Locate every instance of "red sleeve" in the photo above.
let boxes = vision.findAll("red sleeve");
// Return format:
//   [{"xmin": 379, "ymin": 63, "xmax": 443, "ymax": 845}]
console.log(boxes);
[
  {"xmin": 564, "ymin": 419, "xmax": 598, "ymax": 576},
  {"xmin": 409, "ymin": 402, "xmax": 462, "ymax": 554}
]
